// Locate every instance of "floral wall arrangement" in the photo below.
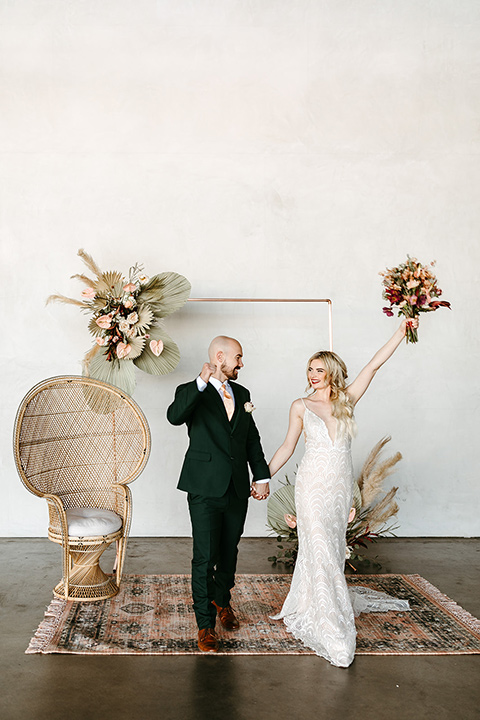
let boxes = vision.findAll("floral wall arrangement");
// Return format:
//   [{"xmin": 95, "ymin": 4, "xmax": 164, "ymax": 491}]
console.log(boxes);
[{"xmin": 47, "ymin": 249, "xmax": 191, "ymax": 395}]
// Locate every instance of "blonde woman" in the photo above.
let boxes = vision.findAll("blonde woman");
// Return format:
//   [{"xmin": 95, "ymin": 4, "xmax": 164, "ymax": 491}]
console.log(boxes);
[{"xmin": 268, "ymin": 319, "xmax": 417, "ymax": 667}]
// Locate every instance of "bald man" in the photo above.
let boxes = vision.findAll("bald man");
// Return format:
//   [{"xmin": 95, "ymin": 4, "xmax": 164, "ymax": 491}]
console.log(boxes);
[{"xmin": 167, "ymin": 336, "xmax": 270, "ymax": 652}]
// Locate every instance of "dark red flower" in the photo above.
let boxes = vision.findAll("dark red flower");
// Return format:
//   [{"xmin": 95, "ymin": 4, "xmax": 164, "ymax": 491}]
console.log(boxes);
[
  {"xmin": 382, "ymin": 307, "xmax": 394, "ymax": 317},
  {"xmin": 430, "ymin": 300, "xmax": 451, "ymax": 310}
]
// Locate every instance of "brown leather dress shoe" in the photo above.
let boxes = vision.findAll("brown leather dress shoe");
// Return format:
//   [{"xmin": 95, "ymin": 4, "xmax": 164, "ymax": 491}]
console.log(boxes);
[
  {"xmin": 212, "ymin": 601, "xmax": 240, "ymax": 630},
  {"xmin": 198, "ymin": 628, "xmax": 219, "ymax": 652}
]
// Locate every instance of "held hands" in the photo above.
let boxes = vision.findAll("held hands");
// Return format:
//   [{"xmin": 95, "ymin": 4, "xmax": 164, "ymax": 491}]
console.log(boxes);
[
  {"xmin": 251, "ymin": 482, "xmax": 269, "ymax": 501},
  {"xmin": 200, "ymin": 362, "xmax": 216, "ymax": 383}
]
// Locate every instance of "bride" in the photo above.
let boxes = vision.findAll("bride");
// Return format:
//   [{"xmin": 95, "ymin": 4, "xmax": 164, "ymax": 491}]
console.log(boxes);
[{"xmin": 267, "ymin": 319, "xmax": 417, "ymax": 667}]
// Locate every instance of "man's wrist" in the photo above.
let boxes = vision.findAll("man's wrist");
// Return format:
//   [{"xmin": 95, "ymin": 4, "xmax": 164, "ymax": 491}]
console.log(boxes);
[{"xmin": 196, "ymin": 376, "xmax": 208, "ymax": 391}]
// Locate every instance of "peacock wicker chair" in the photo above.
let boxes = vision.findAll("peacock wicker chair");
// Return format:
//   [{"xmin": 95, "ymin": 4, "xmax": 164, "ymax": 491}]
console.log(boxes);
[{"xmin": 13, "ymin": 375, "xmax": 151, "ymax": 602}]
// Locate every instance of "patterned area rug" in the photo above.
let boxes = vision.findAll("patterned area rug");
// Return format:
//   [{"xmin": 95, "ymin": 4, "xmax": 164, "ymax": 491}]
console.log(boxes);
[{"xmin": 27, "ymin": 574, "xmax": 480, "ymax": 655}]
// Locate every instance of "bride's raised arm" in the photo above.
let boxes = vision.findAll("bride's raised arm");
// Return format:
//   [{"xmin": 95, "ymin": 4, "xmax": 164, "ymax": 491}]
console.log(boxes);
[
  {"xmin": 268, "ymin": 398, "xmax": 304, "ymax": 477},
  {"xmin": 347, "ymin": 318, "xmax": 418, "ymax": 406}
]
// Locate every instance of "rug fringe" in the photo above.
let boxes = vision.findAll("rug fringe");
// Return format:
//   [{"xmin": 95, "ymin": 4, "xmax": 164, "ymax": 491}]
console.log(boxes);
[
  {"xmin": 25, "ymin": 597, "xmax": 67, "ymax": 654},
  {"xmin": 407, "ymin": 574, "xmax": 480, "ymax": 635}
]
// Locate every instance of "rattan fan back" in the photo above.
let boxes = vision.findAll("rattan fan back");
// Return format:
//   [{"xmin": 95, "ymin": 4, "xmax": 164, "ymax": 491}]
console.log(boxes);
[
  {"xmin": 14, "ymin": 376, "xmax": 150, "ymax": 504},
  {"xmin": 13, "ymin": 376, "xmax": 151, "ymax": 601}
]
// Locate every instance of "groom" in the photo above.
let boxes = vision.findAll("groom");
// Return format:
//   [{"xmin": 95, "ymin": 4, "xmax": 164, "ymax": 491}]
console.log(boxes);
[{"xmin": 167, "ymin": 336, "xmax": 270, "ymax": 652}]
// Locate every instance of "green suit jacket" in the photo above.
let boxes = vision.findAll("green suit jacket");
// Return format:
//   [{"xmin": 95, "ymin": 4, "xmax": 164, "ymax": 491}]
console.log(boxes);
[{"xmin": 166, "ymin": 380, "xmax": 270, "ymax": 499}]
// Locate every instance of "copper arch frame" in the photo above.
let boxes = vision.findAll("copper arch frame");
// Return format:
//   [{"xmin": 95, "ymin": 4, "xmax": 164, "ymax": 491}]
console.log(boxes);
[{"xmin": 187, "ymin": 298, "xmax": 333, "ymax": 350}]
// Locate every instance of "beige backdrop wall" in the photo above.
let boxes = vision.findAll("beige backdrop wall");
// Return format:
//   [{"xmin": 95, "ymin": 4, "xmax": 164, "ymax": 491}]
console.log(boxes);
[{"xmin": 1, "ymin": 0, "xmax": 478, "ymax": 537}]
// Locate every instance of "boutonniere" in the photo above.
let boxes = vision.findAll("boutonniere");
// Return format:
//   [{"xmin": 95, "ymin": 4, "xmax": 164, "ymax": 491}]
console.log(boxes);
[{"xmin": 244, "ymin": 401, "xmax": 255, "ymax": 414}]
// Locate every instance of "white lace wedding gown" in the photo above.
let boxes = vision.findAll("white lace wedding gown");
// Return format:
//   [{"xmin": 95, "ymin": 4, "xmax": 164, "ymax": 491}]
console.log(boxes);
[{"xmin": 272, "ymin": 402, "xmax": 409, "ymax": 668}]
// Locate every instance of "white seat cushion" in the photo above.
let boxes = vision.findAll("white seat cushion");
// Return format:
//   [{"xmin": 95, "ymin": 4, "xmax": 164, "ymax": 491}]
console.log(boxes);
[{"xmin": 66, "ymin": 508, "xmax": 122, "ymax": 537}]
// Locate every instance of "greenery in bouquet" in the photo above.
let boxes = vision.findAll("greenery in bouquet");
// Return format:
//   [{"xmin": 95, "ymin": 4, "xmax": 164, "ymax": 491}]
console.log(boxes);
[
  {"xmin": 380, "ymin": 256, "xmax": 450, "ymax": 343},
  {"xmin": 47, "ymin": 249, "xmax": 191, "ymax": 395},
  {"xmin": 267, "ymin": 437, "xmax": 403, "ymax": 570}
]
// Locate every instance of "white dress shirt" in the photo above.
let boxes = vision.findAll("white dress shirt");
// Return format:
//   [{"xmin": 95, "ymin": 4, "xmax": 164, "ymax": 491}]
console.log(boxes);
[{"xmin": 196, "ymin": 375, "xmax": 269, "ymax": 485}]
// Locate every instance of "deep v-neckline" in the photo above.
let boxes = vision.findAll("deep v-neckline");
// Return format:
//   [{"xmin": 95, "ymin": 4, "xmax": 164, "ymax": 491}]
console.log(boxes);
[{"xmin": 304, "ymin": 404, "xmax": 337, "ymax": 445}]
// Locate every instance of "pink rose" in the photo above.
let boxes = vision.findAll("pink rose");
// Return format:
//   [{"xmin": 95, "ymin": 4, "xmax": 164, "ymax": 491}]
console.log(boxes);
[
  {"xmin": 123, "ymin": 283, "xmax": 136, "ymax": 293},
  {"xmin": 149, "ymin": 339, "xmax": 164, "ymax": 357},
  {"xmin": 123, "ymin": 300, "xmax": 133, "ymax": 309},
  {"xmin": 81, "ymin": 287, "xmax": 96, "ymax": 299},
  {"xmin": 95, "ymin": 337, "xmax": 106, "ymax": 346},
  {"xmin": 117, "ymin": 342, "xmax": 132, "ymax": 359}
]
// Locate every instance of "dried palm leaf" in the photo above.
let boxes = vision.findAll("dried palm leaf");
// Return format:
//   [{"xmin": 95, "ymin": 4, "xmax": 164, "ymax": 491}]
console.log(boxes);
[
  {"xmin": 126, "ymin": 335, "xmax": 146, "ymax": 360},
  {"xmin": 137, "ymin": 272, "xmax": 191, "ymax": 317},
  {"xmin": 267, "ymin": 483, "xmax": 296, "ymax": 536},
  {"xmin": 46, "ymin": 294, "xmax": 89, "ymax": 308},
  {"xmin": 133, "ymin": 327, "xmax": 181, "ymax": 375},
  {"xmin": 86, "ymin": 352, "xmax": 136, "ymax": 396},
  {"xmin": 352, "ymin": 480, "xmax": 362, "ymax": 515},
  {"xmin": 78, "ymin": 248, "xmax": 103, "ymax": 279},
  {"xmin": 87, "ymin": 317, "xmax": 103, "ymax": 337},
  {"xmin": 357, "ymin": 436, "xmax": 392, "ymax": 490},
  {"xmin": 134, "ymin": 304, "xmax": 154, "ymax": 333},
  {"xmin": 95, "ymin": 271, "xmax": 125, "ymax": 296},
  {"xmin": 82, "ymin": 344, "xmax": 101, "ymax": 374}
]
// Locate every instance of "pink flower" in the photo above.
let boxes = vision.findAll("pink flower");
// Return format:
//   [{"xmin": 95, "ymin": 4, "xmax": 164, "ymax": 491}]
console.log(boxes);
[
  {"xmin": 95, "ymin": 337, "xmax": 106, "ymax": 346},
  {"xmin": 123, "ymin": 300, "xmax": 134, "ymax": 309},
  {"xmin": 406, "ymin": 279, "xmax": 419, "ymax": 289},
  {"xmin": 95, "ymin": 313, "xmax": 113, "ymax": 329},
  {"xmin": 123, "ymin": 283, "xmax": 136, "ymax": 293},
  {"xmin": 348, "ymin": 507, "xmax": 356, "ymax": 523},
  {"xmin": 149, "ymin": 339, "xmax": 164, "ymax": 357},
  {"xmin": 117, "ymin": 342, "xmax": 132, "ymax": 359},
  {"xmin": 284, "ymin": 514, "xmax": 297, "ymax": 529},
  {"xmin": 408, "ymin": 296, "xmax": 417, "ymax": 305},
  {"xmin": 81, "ymin": 287, "xmax": 96, "ymax": 299},
  {"xmin": 127, "ymin": 312, "xmax": 138, "ymax": 325}
]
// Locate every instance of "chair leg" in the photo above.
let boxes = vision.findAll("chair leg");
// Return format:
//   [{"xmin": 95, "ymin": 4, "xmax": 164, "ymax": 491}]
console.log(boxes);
[
  {"xmin": 113, "ymin": 539, "xmax": 119, "ymax": 572},
  {"xmin": 115, "ymin": 536, "xmax": 127, "ymax": 587}
]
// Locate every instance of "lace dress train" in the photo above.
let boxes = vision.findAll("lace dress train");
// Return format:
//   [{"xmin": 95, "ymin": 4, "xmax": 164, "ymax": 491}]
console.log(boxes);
[{"xmin": 272, "ymin": 404, "xmax": 409, "ymax": 667}]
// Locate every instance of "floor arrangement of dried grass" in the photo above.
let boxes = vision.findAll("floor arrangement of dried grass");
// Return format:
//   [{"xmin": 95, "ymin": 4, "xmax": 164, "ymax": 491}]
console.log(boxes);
[{"xmin": 27, "ymin": 573, "xmax": 480, "ymax": 656}]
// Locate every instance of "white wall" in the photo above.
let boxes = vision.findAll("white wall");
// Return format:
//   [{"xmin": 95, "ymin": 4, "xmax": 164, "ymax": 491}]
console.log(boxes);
[{"xmin": 1, "ymin": 0, "xmax": 479, "ymax": 537}]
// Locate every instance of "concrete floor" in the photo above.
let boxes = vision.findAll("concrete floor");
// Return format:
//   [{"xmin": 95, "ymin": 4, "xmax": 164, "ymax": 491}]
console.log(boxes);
[{"xmin": 1, "ymin": 537, "xmax": 479, "ymax": 720}]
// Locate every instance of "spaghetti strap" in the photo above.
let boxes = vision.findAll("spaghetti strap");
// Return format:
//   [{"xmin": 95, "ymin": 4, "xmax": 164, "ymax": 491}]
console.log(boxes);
[{"xmin": 301, "ymin": 397, "xmax": 307, "ymax": 409}]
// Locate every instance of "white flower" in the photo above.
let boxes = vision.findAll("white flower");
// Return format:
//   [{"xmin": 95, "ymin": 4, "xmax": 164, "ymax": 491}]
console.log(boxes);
[
  {"xmin": 127, "ymin": 311, "xmax": 138, "ymax": 325},
  {"xmin": 118, "ymin": 320, "xmax": 130, "ymax": 332},
  {"xmin": 345, "ymin": 546, "xmax": 352, "ymax": 559},
  {"xmin": 244, "ymin": 401, "xmax": 255, "ymax": 413}
]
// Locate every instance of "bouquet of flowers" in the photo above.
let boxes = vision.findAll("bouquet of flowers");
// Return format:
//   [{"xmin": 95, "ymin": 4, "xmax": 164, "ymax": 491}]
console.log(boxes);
[
  {"xmin": 47, "ymin": 249, "xmax": 191, "ymax": 395},
  {"xmin": 380, "ymin": 256, "xmax": 451, "ymax": 343}
]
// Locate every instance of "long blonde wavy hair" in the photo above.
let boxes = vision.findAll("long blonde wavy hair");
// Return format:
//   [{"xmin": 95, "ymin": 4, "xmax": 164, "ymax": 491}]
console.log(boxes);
[{"xmin": 306, "ymin": 351, "xmax": 357, "ymax": 437}]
